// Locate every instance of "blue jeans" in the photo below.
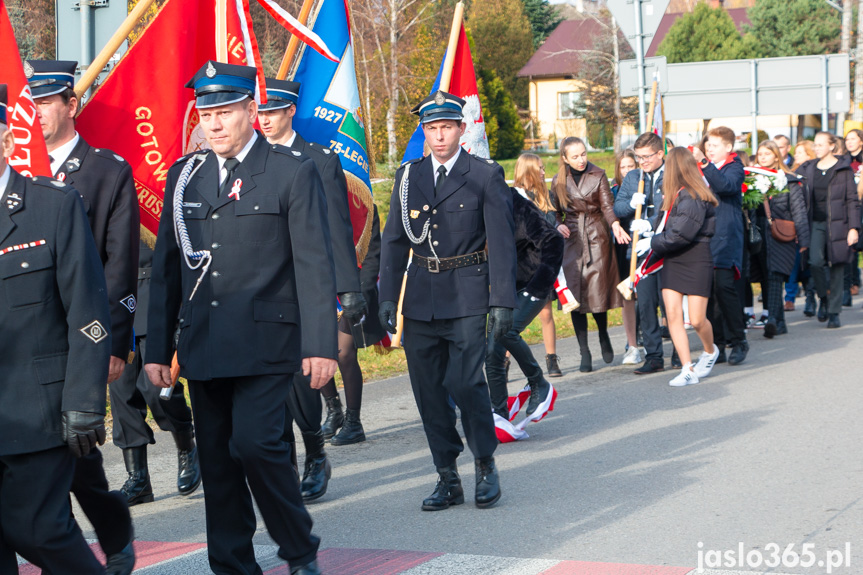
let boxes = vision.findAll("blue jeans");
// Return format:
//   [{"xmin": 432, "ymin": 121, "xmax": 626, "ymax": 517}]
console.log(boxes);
[
  {"xmin": 485, "ymin": 291, "xmax": 548, "ymax": 413},
  {"xmin": 785, "ymin": 250, "xmax": 811, "ymax": 302}
]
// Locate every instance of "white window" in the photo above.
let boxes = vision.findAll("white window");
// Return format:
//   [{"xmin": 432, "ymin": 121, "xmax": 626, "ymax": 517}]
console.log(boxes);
[{"xmin": 558, "ymin": 92, "xmax": 581, "ymax": 120}]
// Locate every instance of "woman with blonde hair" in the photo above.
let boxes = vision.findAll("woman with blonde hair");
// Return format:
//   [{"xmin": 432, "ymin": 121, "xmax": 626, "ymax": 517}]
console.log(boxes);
[
  {"xmin": 792, "ymin": 140, "xmax": 816, "ymax": 171},
  {"xmin": 513, "ymin": 153, "xmax": 563, "ymax": 376},
  {"xmin": 634, "ymin": 147, "xmax": 718, "ymax": 386},
  {"xmin": 552, "ymin": 137, "xmax": 629, "ymax": 372}
]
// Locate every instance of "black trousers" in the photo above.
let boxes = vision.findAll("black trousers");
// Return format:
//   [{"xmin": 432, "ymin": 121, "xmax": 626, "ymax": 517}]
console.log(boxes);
[
  {"xmin": 809, "ymin": 221, "xmax": 846, "ymax": 314},
  {"xmin": 71, "ymin": 447, "xmax": 132, "ymax": 556},
  {"xmin": 1, "ymin": 447, "xmax": 103, "ymax": 574},
  {"xmin": 281, "ymin": 372, "xmax": 322, "ymax": 446},
  {"xmin": 403, "ymin": 315, "xmax": 497, "ymax": 469},
  {"xmin": 635, "ymin": 272, "xmax": 664, "ymax": 361},
  {"xmin": 708, "ymin": 267, "xmax": 746, "ymax": 347},
  {"xmin": 109, "ymin": 336, "xmax": 194, "ymax": 449},
  {"xmin": 188, "ymin": 374, "xmax": 318, "ymax": 574}
]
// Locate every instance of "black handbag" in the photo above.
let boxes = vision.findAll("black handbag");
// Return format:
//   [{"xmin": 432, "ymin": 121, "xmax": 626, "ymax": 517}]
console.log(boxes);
[{"xmin": 745, "ymin": 211, "xmax": 763, "ymax": 255}]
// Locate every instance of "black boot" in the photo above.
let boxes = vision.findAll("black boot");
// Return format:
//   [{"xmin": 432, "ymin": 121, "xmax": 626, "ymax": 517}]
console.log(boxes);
[
  {"xmin": 817, "ymin": 298, "xmax": 828, "ymax": 322},
  {"xmin": 120, "ymin": 446, "xmax": 153, "ymax": 506},
  {"xmin": 827, "ymin": 313, "xmax": 841, "ymax": 328},
  {"xmin": 290, "ymin": 560, "xmax": 321, "ymax": 575},
  {"xmin": 598, "ymin": 331, "xmax": 614, "ymax": 363},
  {"xmin": 843, "ymin": 289, "xmax": 852, "ymax": 307},
  {"xmin": 421, "ymin": 464, "xmax": 464, "ymax": 511},
  {"xmin": 474, "ymin": 457, "xmax": 501, "ymax": 508},
  {"xmin": 105, "ymin": 539, "xmax": 135, "ymax": 575},
  {"xmin": 331, "ymin": 408, "xmax": 366, "ymax": 445},
  {"xmin": 803, "ymin": 290, "xmax": 816, "ymax": 316},
  {"xmin": 545, "ymin": 354, "xmax": 562, "ymax": 377},
  {"xmin": 300, "ymin": 431, "xmax": 331, "ymax": 502},
  {"xmin": 321, "ymin": 395, "xmax": 344, "ymax": 440},
  {"xmin": 173, "ymin": 430, "xmax": 202, "ymax": 496},
  {"xmin": 525, "ymin": 370, "xmax": 550, "ymax": 416}
]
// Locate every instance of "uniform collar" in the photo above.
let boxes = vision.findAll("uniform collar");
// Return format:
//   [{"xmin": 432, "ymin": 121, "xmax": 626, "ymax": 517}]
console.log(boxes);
[
  {"xmin": 284, "ymin": 130, "xmax": 298, "ymax": 148},
  {"xmin": 431, "ymin": 146, "xmax": 461, "ymax": 177},
  {"xmin": 0, "ymin": 165, "xmax": 10, "ymax": 197},
  {"xmin": 50, "ymin": 132, "xmax": 80, "ymax": 176},
  {"xmin": 215, "ymin": 131, "xmax": 258, "ymax": 172}
]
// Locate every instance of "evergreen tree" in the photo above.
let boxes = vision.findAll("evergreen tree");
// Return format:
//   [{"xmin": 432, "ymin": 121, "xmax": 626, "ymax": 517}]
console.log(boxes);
[
  {"xmin": 656, "ymin": 3, "xmax": 747, "ymax": 63},
  {"xmin": 522, "ymin": 0, "xmax": 563, "ymax": 48},
  {"xmin": 742, "ymin": 0, "xmax": 841, "ymax": 58},
  {"xmin": 477, "ymin": 68, "xmax": 525, "ymax": 160}
]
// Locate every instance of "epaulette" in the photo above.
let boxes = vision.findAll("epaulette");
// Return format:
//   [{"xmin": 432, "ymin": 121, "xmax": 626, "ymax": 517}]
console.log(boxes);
[
  {"xmin": 400, "ymin": 157, "xmax": 422, "ymax": 168},
  {"xmin": 471, "ymin": 153, "xmax": 496, "ymax": 166},
  {"xmin": 170, "ymin": 150, "xmax": 208, "ymax": 167},
  {"xmin": 30, "ymin": 176, "xmax": 69, "ymax": 190},
  {"xmin": 271, "ymin": 143, "xmax": 305, "ymax": 160},
  {"xmin": 92, "ymin": 147, "xmax": 128, "ymax": 164}
]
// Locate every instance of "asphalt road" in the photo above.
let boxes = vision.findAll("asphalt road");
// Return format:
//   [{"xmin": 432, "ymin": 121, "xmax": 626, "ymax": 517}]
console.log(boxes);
[{"xmin": 75, "ymin": 302, "xmax": 863, "ymax": 574}]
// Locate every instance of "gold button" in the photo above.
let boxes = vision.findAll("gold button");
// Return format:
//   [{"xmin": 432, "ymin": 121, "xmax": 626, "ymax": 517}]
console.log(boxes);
[{"xmin": 433, "ymin": 224, "xmax": 438, "ymax": 229}]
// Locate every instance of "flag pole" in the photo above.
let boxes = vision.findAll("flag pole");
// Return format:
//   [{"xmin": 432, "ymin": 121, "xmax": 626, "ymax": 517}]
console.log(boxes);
[
  {"xmin": 392, "ymin": 1, "xmax": 465, "ymax": 348},
  {"xmin": 616, "ymin": 78, "xmax": 657, "ymax": 300},
  {"xmin": 73, "ymin": 0, "xmax": 159, "ymax": 99},
  {"xmin": 276, "ymin": 0, "xmax": 316, "ymax": 80},
  {"xmin": 216, "ymin": 0, "xmax": 228, "ymax": 61}
]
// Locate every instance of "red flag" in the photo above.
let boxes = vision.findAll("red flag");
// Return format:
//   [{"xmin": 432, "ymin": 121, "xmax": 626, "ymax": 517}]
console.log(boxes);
[
  {"xmin": 0, "ymin": 0, "xmax": 51, "ymax": 177},
  {"xmin": 448, "ymin": 24, "xmax": 489, "ymax": 158},
  {"xmin": 225, "ymin": 0, "xmax": 267, "ymax": 104},
  {"xmin": 76, "ymin": 0, "xmax": 216, "ymax": 244}
]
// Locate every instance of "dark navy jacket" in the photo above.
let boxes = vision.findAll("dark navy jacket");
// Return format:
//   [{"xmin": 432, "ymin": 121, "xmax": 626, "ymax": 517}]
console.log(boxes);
[
  {"xmin": 379, "ymin": 151, "xmax": 517, "ymax": 320},
  {"xmin": 702, "ymin": 154, "xmax": 744, "ymax": 270}
]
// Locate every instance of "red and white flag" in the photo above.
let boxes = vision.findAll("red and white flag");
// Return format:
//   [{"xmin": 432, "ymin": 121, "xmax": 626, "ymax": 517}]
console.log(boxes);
[
  {"xmin": 224, "ymin": 0, "xmax": 267, "ymax": 104},
  {"xmin": 0, "ymin": 0, "xmax": 51, "ymax": 177},
  {"xmin": 494, "ymin": 383, "xmax": 558, "ymax": 443}
]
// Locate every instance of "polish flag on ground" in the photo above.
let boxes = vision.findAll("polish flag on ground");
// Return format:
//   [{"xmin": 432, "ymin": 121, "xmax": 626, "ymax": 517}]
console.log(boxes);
[
  {"xmin": 554, "ymin": 268, "xmax": 580, "ymax": 313},
  {"xmin": 0, "ymin": 0, "xmax": 51, "ymax": 177},
  {"xmin": 494, "ymin": 383, "xmax": 558, "ymax": 443}
]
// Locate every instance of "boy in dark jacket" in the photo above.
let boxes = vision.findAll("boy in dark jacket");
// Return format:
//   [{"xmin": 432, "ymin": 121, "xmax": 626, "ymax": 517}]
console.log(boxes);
[{"xmin": 692, "ymin": 126, "xmax": 748, "ymax": 365}]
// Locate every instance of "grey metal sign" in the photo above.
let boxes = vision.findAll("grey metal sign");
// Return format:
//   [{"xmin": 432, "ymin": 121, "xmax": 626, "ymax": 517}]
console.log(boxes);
[
  {"xmin": 56, "ymin": 0, "xmax": 128, "ymax": 84},
  {"xmin": 607, "ymin": 0, "xmax": 671, "ymax": 55},
  {"xmin": 619, "ymin": 56, "xmax": 668, "ymax": 98}
]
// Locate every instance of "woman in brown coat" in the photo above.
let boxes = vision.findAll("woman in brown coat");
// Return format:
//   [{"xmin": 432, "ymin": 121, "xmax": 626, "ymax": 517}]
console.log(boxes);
[{"xmin": 552, "ymin": 137, "xmax": 630, "ymax": 372}]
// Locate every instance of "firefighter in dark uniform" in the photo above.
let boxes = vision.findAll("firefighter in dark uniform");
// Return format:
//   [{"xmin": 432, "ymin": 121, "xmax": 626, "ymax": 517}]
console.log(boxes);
[
  {"xmin": 379, "ymin": 91, "xmax": 516, "ymax": 511},
  {"xmin": 109, "ymin": 241, "xmax": 202, "ymax": 504},
  {"xmin": 28, "ymin": 59, "xmax": 136, "ymax": 573},
  {"xmin": 145, "ymin": 61, "xmax": 337, "ymax": 575},
  {"xmin": 257, "ymin": 77, "xmax": 365, "ymax": 501},
  {"xmin": 0, "ymin": 84, "xmax": 111, "ymax": 573}
]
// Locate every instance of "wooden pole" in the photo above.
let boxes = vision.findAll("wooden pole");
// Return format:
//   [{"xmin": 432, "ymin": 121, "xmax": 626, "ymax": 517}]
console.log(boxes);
[
  {"xmin": 276, "ymin": 0, "xmax": 317, "ymax": 80},
  {"xmin": 73, "ymin": 0, "xmax": 159, "ymax": 99},
  {"xmin": 216, "ymin": 0, "xmax": 228, "ymax": 62},
  {"xmin": 616, "ymin": 80, "xmax": 658, "ymax": 300},
  {"xmin": 391, "ymin": 2, "xmax": 465, "ymax": 348}
]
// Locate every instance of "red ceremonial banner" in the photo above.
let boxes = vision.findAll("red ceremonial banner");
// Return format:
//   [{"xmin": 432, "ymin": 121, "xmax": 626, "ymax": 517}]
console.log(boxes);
[
  {"xmin": 0, "ymin": 0, "xmax": 51, "ymax": 177},
  {"xmin": 76, "ymin": 0, "xmax": 216, "ymax": 244}
]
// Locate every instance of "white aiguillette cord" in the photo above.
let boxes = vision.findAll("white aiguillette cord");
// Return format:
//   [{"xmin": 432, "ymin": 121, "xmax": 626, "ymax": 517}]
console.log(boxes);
[{"xmin": 172, "ymin": 153, "xmax": 211, "ymax": 301}]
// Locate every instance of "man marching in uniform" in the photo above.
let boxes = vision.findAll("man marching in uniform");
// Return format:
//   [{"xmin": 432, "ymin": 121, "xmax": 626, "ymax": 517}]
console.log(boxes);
[
  {"xmin": 0, "ymin": 84, "xmax": 112, "ymax": 573},
  {"xmin": 257, "ymin": 77, "xmax": 365, "ymax": 501},
  {"xmin": 28, "ymin": 59, "xmax": 136, "ymax": 573},
  {"xmin": 379, "ymin": 91, "xmax": 516, "ymax": 511},
  {"xmin": 145, "ymin": 61, "xmax": 337, "ymax": 575}
]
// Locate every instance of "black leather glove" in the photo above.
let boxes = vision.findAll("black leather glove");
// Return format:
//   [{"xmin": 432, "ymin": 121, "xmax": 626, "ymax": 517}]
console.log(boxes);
[
  {"xmin": 379, "ymin": 300, "xmax": 398, "ymax": 334},
  {"xmin": 339, "ymin": 291, "xmax": 368, "ymax": 325},
  {"xmin": 61, "ymin": 411, "xmax": 106, "ymax": 458},
  {"xmin": 487, "ymin": 307, "xmax": 514, "ymax": 342}
]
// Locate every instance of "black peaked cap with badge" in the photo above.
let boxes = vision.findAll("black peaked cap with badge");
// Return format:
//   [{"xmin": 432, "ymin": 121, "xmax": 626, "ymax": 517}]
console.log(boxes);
[
  {"xmin": 187, "ymin": 60, "xmax": 257, "ymax": 109},
  {"xmin": 26, "ymin": 59, "xmax": 142, "ymax": 361},
  {"xmin": 410, "ymin": 90, "xmax": 465, "ymax": 124},
  {"xmin": 259, "ymin": 77, "xmax": 300, "ymax": 111},
  {"xmin": 0, "ymin": 83, "xmax": 111, "ymax": 455}
]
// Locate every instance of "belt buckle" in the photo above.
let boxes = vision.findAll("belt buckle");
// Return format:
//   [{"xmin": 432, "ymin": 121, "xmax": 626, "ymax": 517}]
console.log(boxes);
[{"xmin": 429, "ymin": 258, "xmax": 440, "ymax": 273}]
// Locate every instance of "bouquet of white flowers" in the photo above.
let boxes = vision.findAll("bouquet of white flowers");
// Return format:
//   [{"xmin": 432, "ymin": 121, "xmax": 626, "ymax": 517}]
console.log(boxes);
[{"xmin": 742, "ymin": 166, "xmax": 790, "ymax": 210}]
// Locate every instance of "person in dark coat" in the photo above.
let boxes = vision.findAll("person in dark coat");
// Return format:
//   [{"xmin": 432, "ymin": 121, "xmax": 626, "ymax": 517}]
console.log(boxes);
[
  {"xmin": 0, "ymin": 85, "xmax": 110, "ymax": 573},
  {"xmin": 797, "ymin": 131, "xmax": 861, "ymax": 328},
  {"xmin": 109, "ymin": 241, "xmax": 201, "ymax": 505},
  {"xmin": 753, "ymin": 141, "xmax": 810, "ymax": 337},
  {"xmin": 552, "ymin": 136, "xmax": 629, "ymax": 373},
  {"xmin": 258, "ymin": 77, "xmax": 366, "ymax": 500},
  {"xmin": 692, "ymin": 127, "xmax": 748, "ymax": 365},
  {"xmin": 378, "ymin": 90, "xmax": 516, "ymax": 512},
  {"xmin": 635, "ymin": 147, "xmax": 719, "ymax": 386},
  {"xmin": 145, "ymin": 61, "xmax": 337, "ymax": 575},
  {"xmin": 29, "ymin": 59, "xmax": 136, "ymax": 574},
  {"xmin": 485, "ymin": 171, "xmax": 564, "ymax": 421}
]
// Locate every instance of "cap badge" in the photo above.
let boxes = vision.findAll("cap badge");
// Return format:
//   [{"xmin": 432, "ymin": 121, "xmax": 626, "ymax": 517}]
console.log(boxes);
[
  {"xmin": 23, "ymin": 61, "xmax": 34, "ymax": 79},
  {"xmin": 206, "ymin": 62, "xmax": 217, "ymax": 78},
  {"xmin": 434, "ymin": 92, "xmax": 445, "ymax": 105}
]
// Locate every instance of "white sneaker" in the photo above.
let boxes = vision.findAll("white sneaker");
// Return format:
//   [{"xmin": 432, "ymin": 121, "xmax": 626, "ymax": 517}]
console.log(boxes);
[
  {"xmin": 622, "ymin": 345, "xmax": 643, "ymax": 365},
  {"xmin": 693, "ymin": 346, "xmax": 720, "ymax": 378},
  {"xmin": 669, "ymin": 364, "xmax": 700, "ymax": 387}
]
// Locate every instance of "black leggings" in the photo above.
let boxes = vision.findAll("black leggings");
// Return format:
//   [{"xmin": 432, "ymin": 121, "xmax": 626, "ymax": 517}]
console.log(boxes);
[
  {"xmin": 571, "ymin": 311, "xmax": 608, "ymax": 350},
  {"xmin": 320, "ymin": 330, "xmax": 363, "ymax": 410}
]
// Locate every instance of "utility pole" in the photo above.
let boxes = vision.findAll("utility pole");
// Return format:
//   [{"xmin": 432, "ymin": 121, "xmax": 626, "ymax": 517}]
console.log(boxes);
[
  {"xmin": 634, "ymin": 0, "xmax": 646, "ymax": 132},
  {"xmin": 855, "ymin": 0, "xmax": 863, "ymax": 122},
  {"xmin": 838, "ymin": 0, "xmax": 853, "ymax": 129}
]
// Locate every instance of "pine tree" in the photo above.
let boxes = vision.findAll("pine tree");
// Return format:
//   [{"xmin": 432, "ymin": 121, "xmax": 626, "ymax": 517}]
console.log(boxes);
[
  {"xmin": 656, "ymin": 3, "xmax": 747, "ymax": 63},
  {"xmin": 522, "ymin": 0, "xmax": 563, "ymax": 48},
  {"xmin": 742, "ymin": 0, "xmax": 841, "ymax": 58}
]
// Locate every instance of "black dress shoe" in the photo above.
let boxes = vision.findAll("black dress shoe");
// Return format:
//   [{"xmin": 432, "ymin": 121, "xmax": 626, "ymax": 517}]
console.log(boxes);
[
  {"xmin": 728, "ymin": 341, "xmax": 749, "ymax": 366},
  {"xmin": 173, "ymin": 430, "xmax": 202, "ymax": 496},
  {"xmin": 827, "ymin": 313, "xmax": 841, "ymax": 328},
  {"xmin": 598, "ymin": 332, "xmax": 614, "ymax": 363},
  {"xmin": 633, "ymin": 359, "xmax": 664, "ymax": 374},
  {"xmin": 321, "ymin": 395, "xmax": 344, "ymax": 439},
  {"xmin": 474, "ymin": 457, "xmax": 501, "ymax": 508},
  {"xmin": 291, "ymin": 559, "xmax": 321, "ymax": 575},
  {"xmin": 763, "ymin": 319, "xmax": 777, "ymax": 339},
  {"xmin": 579, "ymin": 349, "xmax": 592, "ymax": 373},
  {"xmin": 545, "ymin": 354, "xmax": 562, "ymax": 377},
  {"xmin": 803, "ymin": 294, "xmax": 816, "ymax": 317},
  {"xmin": 300, "ymin": 431, "xmax": 331, "ymax": 502},
  {"xmin": 330, "ymin": 408, "xmax": 366, "ymax": 445},
  {"xmin": 120, "ymin": 446, "xmax": 154, "ymax": 506},
  {"xmin": 715, "ymin": 348, "xmax": 727, "ymax": 364},
  {"xmin": 105, "ymin": 540, "xmax": 135, "ymax": 575},
  {"xmin": 660, "ymin": 326, "xmax": 671, "ymax": 339},
  {"xmin": 670, "ymin": 348, "xmax": 682, "ymax": 368},
  {"xmin": 526, "ymin": 377, "xmax": 550, "ymax": 416},
  {"xmin": 817, "ymin": 298, "xmax": 828, "ymax": 322},
  {"xmin": 422, "ymin": 465, "xmax": 464, "ymax": 511}
]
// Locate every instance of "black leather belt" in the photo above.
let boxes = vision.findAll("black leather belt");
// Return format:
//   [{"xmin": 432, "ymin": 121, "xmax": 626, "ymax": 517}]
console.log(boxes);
[
  {"xmin": 138, "ymin": 267, "xmax": 151, "ymax": 280},
  {"xmin": 413, "ymin": 250, "xmax": 487, "ymax": 273}
]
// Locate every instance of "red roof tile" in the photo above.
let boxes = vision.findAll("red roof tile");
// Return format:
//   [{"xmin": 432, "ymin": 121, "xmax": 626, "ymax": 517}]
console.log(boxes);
[{"xmin": 517, "ymin": 19, "xmax": 616, "ymax": 78}]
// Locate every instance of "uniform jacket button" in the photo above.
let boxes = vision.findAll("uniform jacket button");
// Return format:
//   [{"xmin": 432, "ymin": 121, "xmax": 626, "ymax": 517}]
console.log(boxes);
[
  {"xmin": 212, "ymin": 213, "xmax": 220, "ymax": 220},
  {"xmin": 20, "ymin": 262, "xmax": 29, "ymax": 268},
  {"xmin": 433, "ymin": 240, "xmax": 439, "ymax": 246},
  {"xmin": 211, "ymin": 300, "xmax": 219, "ymax": 308},
  {"xmin": 254, "ymin": 205, "xmax": 260, "ymax": 211},
  {"xmin": 211, "ymin": 242, "xmax": 220, "ymax": 249},
  {"xmin": 459, "ymin": 204, "xmax": 464, "ymax": 208},
  {"xmin": 432, "ymin": 209, "xmax": 437, "ymax": 214},
  {"xmin": 187, "ymin": 209, "xmax": 192, "ymax": 214},
  {"xmin": 211, "ymin": 271, "xmax": 220, "ymax": 278}
]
